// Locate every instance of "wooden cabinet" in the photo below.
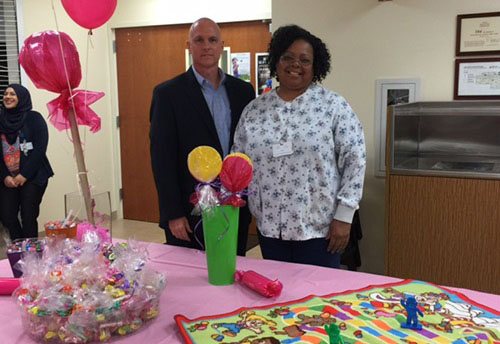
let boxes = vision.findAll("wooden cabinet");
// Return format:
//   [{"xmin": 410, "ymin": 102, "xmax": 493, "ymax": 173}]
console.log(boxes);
[
  {"xmin": 385, "ymin": 102, "xmax": 500, "ymax": 294},
  {"xmin": 385, "ymin": 174, "xmax": 500, "ymax": 294}
]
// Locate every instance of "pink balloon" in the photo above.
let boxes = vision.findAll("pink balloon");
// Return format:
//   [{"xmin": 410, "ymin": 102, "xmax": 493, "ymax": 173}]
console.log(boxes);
[
  {"xmin": 19, "ymin": 30, "xmax": 81, "ymax": 93},
  {"xmin": 61, "ymin": 0, "xmax": 117, "ymax": 30}
]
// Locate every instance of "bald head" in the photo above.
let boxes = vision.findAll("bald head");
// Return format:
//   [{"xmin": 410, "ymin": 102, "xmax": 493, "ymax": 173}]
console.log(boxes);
[
  {"xmin": 189, "ymin": 18, "xmax": 221, "ymax": 41},
  {"xmin": 188, "ymin": 17, "xmax": 224, "ymax": 72}
]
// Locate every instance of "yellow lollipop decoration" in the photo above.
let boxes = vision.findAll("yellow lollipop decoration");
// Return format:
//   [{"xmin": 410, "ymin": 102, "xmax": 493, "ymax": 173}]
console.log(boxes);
[{"xmin": 188, "ymin": 146, "xmax": 223, "ymax": 182}]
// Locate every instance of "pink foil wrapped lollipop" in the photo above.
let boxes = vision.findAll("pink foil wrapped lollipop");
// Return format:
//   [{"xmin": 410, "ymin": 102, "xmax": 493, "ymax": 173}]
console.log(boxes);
[
  {"xmin": 235, "ymin": 270, "xmax": 283, "ymax": 297},
  {"xmin": 219, "ymin": 153, "xmax": 253, "ymax": 207}
]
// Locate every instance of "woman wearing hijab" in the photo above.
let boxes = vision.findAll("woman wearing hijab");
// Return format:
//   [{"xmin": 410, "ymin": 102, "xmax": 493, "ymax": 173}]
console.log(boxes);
[{"xmin": 0, "ymin": 84, "xmax": 53, "ymax": 240}]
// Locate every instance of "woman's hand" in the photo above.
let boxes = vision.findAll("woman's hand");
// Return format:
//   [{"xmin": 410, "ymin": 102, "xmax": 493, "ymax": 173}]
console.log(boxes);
[
  {"xmin": 4, "ymin": 176, "xmax": 18, "ymax": 188},
  {"xmin": 13, "ymin": 174, "xmax": 27, "ymax": 186},
  {"xmin": 326, "ymin": 219, "xmax": 351, "ymax": 253}
]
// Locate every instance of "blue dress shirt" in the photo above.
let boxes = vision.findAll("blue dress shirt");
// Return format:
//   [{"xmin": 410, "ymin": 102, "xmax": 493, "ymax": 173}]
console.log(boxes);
[{"xmin": 192, "ymin": 66, "xmax": 232, "ymax": 157}]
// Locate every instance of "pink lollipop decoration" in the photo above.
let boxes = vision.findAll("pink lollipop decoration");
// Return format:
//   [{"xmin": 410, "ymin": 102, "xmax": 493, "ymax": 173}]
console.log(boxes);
[
  {"xmin": 19, "ymin": 30, "xmax": 104, "ymax": 225},
  {"xmin": 219, "ymin": 154, "xmax": 253, "ymax": 207},
  {"xmin": 19, "ymin": 30, "xmax": 103, "ymax": 133}
]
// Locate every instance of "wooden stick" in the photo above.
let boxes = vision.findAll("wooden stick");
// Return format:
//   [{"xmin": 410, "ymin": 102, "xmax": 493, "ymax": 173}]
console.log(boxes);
[{"xmin": 67, "ymin": 109, "xmax": 94, "ymax": 225}]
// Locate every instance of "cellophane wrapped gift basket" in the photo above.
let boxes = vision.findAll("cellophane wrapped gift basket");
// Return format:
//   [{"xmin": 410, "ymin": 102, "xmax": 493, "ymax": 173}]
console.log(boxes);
[{"xmin": 12, "ymin": 231, "xmax": 165, "ymax": 343}]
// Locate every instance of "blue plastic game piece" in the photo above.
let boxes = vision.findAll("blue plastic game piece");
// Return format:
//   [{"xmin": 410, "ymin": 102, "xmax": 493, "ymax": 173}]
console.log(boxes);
[{"xmin": 400, "ymin": 295, "xmax": 424, "ymax": 330}]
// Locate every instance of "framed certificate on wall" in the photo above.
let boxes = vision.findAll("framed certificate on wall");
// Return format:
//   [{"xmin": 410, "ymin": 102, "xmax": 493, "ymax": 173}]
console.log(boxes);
[
  {"xmin": 454, "ymin": 57, "xmax": 500, "ymax": 99},
  {"xmin": 456, "ymin": 12, "xmax": 500, "ymax": 56}
]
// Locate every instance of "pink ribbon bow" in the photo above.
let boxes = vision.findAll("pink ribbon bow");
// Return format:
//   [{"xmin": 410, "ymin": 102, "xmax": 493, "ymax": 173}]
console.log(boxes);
[{"xmin": 47, "ymin": 89, "xmax": 104, "ymax": 133}]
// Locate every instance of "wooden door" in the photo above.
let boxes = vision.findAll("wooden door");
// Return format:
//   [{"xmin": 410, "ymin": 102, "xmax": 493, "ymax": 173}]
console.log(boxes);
[{"xmin": 116, "ymin": 21, "xmax": 271, "ymax": 222}]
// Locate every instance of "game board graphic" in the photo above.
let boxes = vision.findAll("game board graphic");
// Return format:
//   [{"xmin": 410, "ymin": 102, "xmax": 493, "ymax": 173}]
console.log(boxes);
[{"xmin": 175, "ymin": 280, "xmax": 500, "ymax": 344}]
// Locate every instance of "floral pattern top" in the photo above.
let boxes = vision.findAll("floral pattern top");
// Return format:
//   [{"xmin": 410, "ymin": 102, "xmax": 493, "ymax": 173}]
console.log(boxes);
[{"xmin": 232, "ymin": 84, "xmax": 366, "ymax": 241}]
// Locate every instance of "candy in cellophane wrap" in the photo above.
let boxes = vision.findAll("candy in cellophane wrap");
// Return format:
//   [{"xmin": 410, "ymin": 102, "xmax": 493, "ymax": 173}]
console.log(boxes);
[
  {"xmin": 76, "ymin": 221, "xmax": 111, "ymax": 243},
  {"xmin": 12, "ymin": 236, "xmax": 166, "ymax": 343},
  {"xmin": 188, "ymin": 146, "xmax": 222, "ymax": 215},
  {"xmin": 234, "ymin": 270, "xmax": 283, "ymax": 297},
  {"xmin": 219, "ymin": 153, "xmax": 253, "ymax": 207},
  {"xmin": 6, "ymin": 237, "xmax": 44, "ymax": 278}
]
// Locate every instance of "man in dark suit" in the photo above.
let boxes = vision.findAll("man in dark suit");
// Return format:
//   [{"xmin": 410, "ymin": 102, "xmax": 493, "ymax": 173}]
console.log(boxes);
[{"xmin": 150, "ymin": 18, "xmax": 255, "ymax": 256}]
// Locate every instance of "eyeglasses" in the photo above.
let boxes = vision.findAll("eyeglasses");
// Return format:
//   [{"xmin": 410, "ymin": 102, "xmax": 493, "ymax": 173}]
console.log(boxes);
[{"xmin": 279, "ymin": 54, "xmax": 313, "ymax": 67}]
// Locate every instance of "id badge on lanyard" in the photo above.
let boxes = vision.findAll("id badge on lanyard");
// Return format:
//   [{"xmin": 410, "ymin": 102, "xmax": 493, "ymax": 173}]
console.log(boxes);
[{"xmin": 19, "ymin": 133, "xmax": 33, "ymax": 156}]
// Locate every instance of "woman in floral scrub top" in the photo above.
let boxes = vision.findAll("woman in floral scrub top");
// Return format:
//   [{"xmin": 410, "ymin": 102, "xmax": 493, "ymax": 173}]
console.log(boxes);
[{"xmin": 233, "ymin": 25, "xmax": 366, "ymax": 268}]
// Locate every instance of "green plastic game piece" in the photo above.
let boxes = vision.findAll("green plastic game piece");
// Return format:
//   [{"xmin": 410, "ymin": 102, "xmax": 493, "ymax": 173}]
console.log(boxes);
[{"xmin": 325, "ymin": 323, "xmax": 344, "ymax": 344}]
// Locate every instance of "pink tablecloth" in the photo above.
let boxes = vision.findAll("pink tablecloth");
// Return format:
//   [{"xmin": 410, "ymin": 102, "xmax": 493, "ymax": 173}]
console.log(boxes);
[{"xmin": 0, "ymin": 242, "xmax": 499, "ymax": 343}]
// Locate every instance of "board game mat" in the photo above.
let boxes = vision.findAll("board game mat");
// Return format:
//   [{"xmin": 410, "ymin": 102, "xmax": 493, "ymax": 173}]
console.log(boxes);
[{"xmin": 175, "ymin": 279, "xmax": 500, "ymax": 344}]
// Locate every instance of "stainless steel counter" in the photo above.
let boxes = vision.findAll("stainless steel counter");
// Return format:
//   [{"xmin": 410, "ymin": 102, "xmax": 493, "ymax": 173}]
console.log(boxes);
[
  {"xmin": 392, "ymin": 154, "xmax": 500, "ymax": 179},
  {"xmin": 390, "ymin": 101, "xmax": 500, "ymax": 179}
]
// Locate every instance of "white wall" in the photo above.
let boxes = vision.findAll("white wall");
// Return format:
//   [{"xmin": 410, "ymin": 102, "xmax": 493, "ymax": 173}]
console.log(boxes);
[
  {"xmin": 110, "ymin": 0, "xmax": 271, "ymax": 28},
  {"xmin": 20, "ymin": 0, "xmax": 271, "ymax": 231},
  {"xmin": 272, "ymin": 0, "xmax": 500, "ymax": 274}
]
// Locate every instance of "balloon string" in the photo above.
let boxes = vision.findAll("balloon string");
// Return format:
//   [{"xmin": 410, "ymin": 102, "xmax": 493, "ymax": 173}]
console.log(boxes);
[
  {"xmin": 82, "ymin": 33, "xmax": 94, "ymax": 149},
  {"xmin": 50, "ymin": 0, "xmax": 60, "ymax": 31},
  {"xmin": 217, "ymin": 207, "xmax": 230, "ymax": 242},
  {"xmin": 51, "ymin": 0, "xmax": 91, "ymax": 195},
  {"xmin": 51, "ymin": 1, "xmax": 74, "ymax": 146},
  {"xmin": 192, "ymin": 219, "xmax": 205, "ymax": 250},
  {"xmin": 193, "ymin": 206, "xmax": 231, "ymax": 248},
  {"xmin": 81, "ymin": 32, "xmax": 94, "ymax": 152},
  {"xmin": 50, "ymin": 0, "xmax": 81, "ymax": 142}
]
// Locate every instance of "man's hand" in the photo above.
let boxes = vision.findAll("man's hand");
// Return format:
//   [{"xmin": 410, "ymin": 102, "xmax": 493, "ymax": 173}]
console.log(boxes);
[
  {"xmin": 326, "ymin": 219, "xmax": 351, "ymax": 253},
  {"xmin": 168, "ymin": 216, "xmax": 193, "ymax": 241},
  {"xmin": 13, "ymin": 174, "xmax": 27, "ymax": 187},
  {"xmin": 4, "ymin": 176, "xmax": 18, "ymax": 188}
]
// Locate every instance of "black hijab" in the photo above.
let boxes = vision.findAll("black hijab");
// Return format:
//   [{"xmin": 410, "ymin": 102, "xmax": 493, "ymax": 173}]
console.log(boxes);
[{"xmin": 0, "ymin": 84, "xmax": 32, "ymax": 144}]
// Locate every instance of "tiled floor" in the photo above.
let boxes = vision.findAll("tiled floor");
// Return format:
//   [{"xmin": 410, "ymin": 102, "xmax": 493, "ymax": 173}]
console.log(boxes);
[{"xmin": 111, "ymin": 219, "xmax": 165, "ymax": 243}]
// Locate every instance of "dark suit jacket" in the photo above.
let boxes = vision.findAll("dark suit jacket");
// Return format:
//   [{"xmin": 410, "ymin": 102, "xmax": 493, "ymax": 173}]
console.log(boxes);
[
  {"xmin": 0, "ymin": 111, "xmax": 53, "ymax": 186},
  {"xmin": 150, "ymin": 67, "xmax": 255, "ymax": 252}
]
